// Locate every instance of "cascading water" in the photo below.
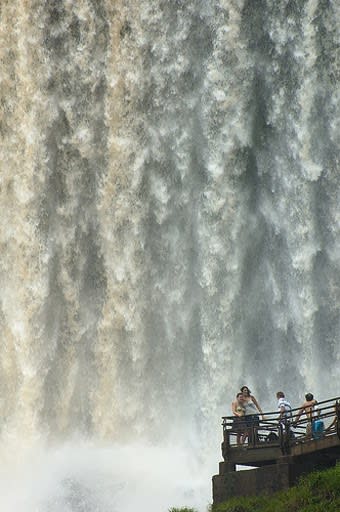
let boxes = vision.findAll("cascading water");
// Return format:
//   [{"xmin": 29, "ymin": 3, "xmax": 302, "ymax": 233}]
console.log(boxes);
[{"xmin": 0, "ymin": 1, "xmax": 339, "ymax": 510}]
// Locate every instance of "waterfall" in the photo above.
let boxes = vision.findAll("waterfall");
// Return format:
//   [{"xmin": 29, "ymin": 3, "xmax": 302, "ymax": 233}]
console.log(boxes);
[{"xmin": 0, "ymin": 1, "xmax": 339, "ymax": 510}]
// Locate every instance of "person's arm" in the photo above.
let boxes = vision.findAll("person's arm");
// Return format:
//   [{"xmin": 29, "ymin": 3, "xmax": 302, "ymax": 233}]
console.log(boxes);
[
  {"xmin": 293, "ymin": 405, "xmax": 305, "ymax": 426},
  {"xmin": 278, "ymin": 404, "xmax": 285, "ymax": 421},
  {"xmin": 251, "ymin": 395, "xmax": 264, "ymax": 416},
  {"xmin": 232, "ymin": 401, "xmax": 241, "ymax": 417}
]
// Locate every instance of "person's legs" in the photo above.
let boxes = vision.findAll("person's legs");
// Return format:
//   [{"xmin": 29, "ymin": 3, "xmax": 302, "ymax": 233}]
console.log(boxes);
[{"xmin": 306, "ymin": 421, "xmax": 312, "ymax": 438}]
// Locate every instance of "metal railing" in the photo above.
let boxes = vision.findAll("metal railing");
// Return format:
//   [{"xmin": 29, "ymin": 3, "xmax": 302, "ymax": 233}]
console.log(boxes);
[{"xmin": 221, "ymin": 395, "xmax": 340, "ymax": 457}]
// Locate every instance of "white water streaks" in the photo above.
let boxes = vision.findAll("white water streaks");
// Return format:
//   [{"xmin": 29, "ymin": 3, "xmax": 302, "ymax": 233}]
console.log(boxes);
[{"xmin": 0, "ymin": 0, "xmax": 339, "ymax": 510}]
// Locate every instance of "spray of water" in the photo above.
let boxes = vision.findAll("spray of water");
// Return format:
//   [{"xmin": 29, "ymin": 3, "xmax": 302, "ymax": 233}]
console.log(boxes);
[
  {"xmin": 0, "ymin": 0, "xmax": 339, "ymax": 510},
  {"xmin": 0, "ymin": 439, "xmax": 212, "ymax": 511}
]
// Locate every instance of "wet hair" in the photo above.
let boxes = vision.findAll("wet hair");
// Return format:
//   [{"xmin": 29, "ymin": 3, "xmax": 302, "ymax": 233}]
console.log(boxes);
[
  {"xmin": 305, "ymin": 393, "xmax": 314, "ymax": 401},
  {"xmin": 240, "ymin": 386, "xmax": 251, "ymax": 395},
  {"xmin": 276, "ymin": 391, "xmax": 285, "ymax": 398},
  {"xmin": 236, "ymin": 392, "xmax": 244, "ymax": 398}
]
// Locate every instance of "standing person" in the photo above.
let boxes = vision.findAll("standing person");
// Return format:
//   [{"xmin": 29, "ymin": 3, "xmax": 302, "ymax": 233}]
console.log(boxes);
[
  {"xmin": 276, "ymin": 392, "xmax": 293, "ymax": 455},
  {"xmin": 241, "ymin": 386, "xmax": 264, "ymax": 443},
  {"xmin": 276, "ymin": 391, "xmax": 293, "ymax": 432},
  {"xmin": 293, "ymin": 393, "xmax": 322, "ymax": 438},
  {"xmin": 240, "ymin": 386, "xmax": 264, "ymax": 417},
  {"xmin": 231, "ymin": 392, "xmax": 246, "ymax": 445}
]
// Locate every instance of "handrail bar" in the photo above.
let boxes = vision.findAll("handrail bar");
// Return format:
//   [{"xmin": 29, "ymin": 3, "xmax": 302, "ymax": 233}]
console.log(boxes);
[
  {"xmin": 221, "ymin": 394, "xmax": 340, "ymax": 422},
  {"xmin": 220, "ymin": 395, "xmax": 340, "ymax": 458}
]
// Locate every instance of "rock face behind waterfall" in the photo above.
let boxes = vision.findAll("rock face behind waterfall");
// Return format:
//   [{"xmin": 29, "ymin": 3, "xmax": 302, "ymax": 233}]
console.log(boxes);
[{"xmin": 0, "ymin": 1, "xmax": 339, "ymax": 449}]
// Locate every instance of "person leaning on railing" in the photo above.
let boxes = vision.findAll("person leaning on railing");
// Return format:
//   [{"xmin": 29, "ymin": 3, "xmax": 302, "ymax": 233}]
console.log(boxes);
[
  {"xmin": 293, "ymin": 393, "xmax": 320, "ymax": 438},
  {"xmin": 241, "ymin": 386, "xmax": 264, "ymax": 443},
  {"xmin": 276, "ymin": 391, "xmax": 293, "ymax": 430},
  {"xmin": 231, "ymin": 392, "xmax": 247, "ymax": 445},
  {"xmin": 240, "ymin": 386, "xmax": 264, "ymax": 417}
]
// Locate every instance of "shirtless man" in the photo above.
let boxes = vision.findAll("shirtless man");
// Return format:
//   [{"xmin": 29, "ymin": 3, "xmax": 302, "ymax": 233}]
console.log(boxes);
[{"xmin": 294, "ymin": 393, "xmax": 318, "ymax": 437}]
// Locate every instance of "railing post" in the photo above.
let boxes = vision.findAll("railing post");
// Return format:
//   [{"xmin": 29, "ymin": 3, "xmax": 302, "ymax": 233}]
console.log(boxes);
[
  {"xmin": 222, "ymin": 419, "xmax": 230, "ymax": 460},
  {"xmin": 285, "ymin": 420, "xmax": 291, "ymax": 454},
  {"xmin": 252, "ymin": 424, "xmax": 257, "ymax": 448},
  {"xmin": 279, "ymin": 422, "xmax": 285, "ymax": 454},
  {"xmin": 223, "ymin": 423, "xmax": 230, "ymax": 446},
  {"xmin": 336, "ymin": 401, "xmax": 340, "ymax": 440}
]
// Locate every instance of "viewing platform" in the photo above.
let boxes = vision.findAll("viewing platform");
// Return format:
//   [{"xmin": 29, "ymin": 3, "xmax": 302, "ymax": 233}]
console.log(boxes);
[{"xmin": 213, "ymin": 396, "xmax": 340, "ymax": 504}]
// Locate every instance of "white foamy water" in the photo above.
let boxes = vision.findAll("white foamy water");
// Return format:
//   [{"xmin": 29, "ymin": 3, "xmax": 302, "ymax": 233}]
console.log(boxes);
[
  {"xmin": 0, "ymin": 0, "xmax": 339, "ymax": 510},
  {"xmin": 0, "ymin": 440, "xmax": 212, "ymax": 512}
]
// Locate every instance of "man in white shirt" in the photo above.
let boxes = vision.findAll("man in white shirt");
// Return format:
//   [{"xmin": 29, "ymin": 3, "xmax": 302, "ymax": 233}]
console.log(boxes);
[{"xmin": 277, "ymin": 391, "xmax": 293, "ymax": 433}]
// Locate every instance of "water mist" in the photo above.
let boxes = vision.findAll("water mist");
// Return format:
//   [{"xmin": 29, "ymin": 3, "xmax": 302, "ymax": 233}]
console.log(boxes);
[{"xmin": 0, "ymin": 1, "xmax": 339, "ymax": 510}]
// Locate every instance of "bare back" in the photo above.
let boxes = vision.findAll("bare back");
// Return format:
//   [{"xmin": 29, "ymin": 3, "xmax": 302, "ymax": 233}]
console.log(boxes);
[{"xmin": 303, "ymin": 399, "xmax": 317, "ymax": 420}]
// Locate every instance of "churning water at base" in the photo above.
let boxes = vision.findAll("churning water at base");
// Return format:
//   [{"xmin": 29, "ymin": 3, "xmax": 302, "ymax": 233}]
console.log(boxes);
[
  {"xmin": 0, "ymin": 0, "xmax": 339, "ymax": 510},
  {"xmin": 0, "ymin": 440, "xmax": 212, "ymax": 512}
]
